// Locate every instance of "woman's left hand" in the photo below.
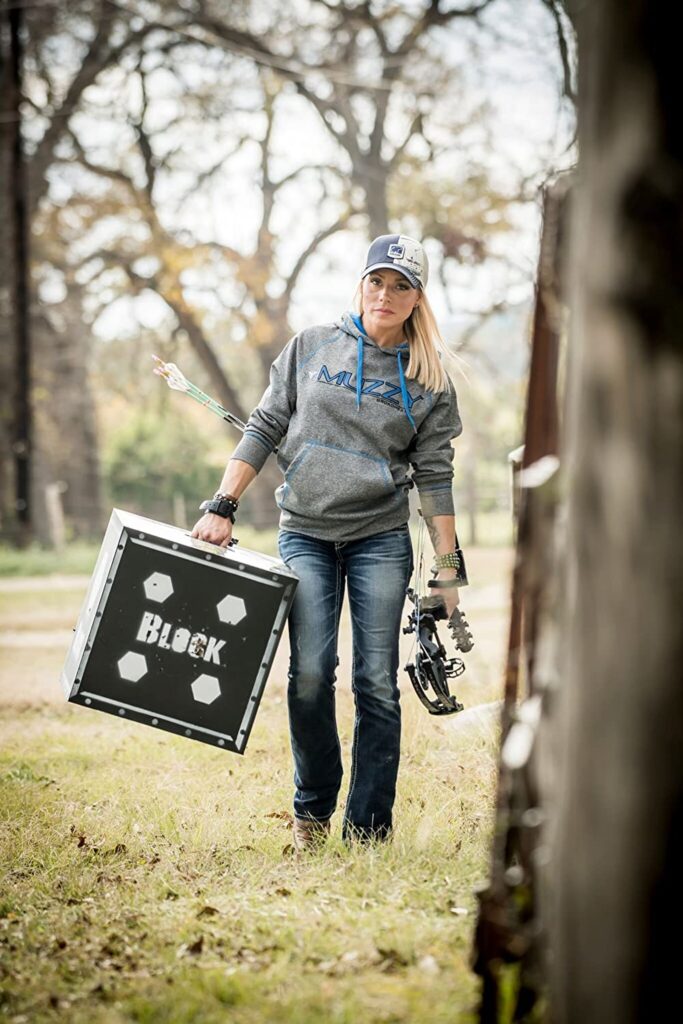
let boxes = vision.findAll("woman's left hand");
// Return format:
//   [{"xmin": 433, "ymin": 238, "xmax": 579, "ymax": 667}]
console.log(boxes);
[{"xmin": 432, "ymin": 571, "xmax": 460, "ymax": 617}]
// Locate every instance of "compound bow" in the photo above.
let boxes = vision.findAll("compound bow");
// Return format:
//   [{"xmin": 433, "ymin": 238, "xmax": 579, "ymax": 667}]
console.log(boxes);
[{"xmin": 402, "ymin": 519, "xmax": 475, "ymax": 715}]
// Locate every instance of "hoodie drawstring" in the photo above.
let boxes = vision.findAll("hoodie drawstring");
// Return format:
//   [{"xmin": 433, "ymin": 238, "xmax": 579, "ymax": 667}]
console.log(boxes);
[
  {"xmin": 397, "ymin": 350, "xmax": 417, "ymax": 432},
  {"xmin": 350, "ymin": 313, "xmax": 416, "ymax": 431}
]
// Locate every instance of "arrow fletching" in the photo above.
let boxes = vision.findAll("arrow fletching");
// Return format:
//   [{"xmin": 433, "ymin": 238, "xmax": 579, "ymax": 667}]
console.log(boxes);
[
  {"xmin": 151, "ymin": 354, "xmax": 249, "ymax": 435},
  {"xmin": 152, "ymin": 355, "xmax": 191, "ymax": 393}
]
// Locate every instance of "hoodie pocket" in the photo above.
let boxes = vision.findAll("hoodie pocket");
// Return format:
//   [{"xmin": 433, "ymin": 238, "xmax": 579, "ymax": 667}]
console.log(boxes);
[{"xmin": 278, "ymin": 441, "xmax": 395, "ymax": 518}]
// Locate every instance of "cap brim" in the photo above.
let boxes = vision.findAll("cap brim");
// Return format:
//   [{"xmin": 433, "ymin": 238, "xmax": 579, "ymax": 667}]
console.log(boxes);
[{"xmin": 362, "ymin": 263, "xmax": 421, "ymax": 288}]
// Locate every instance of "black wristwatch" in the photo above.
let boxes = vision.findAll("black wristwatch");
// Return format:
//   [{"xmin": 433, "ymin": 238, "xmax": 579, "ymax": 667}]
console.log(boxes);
[{"xmin": 199, "ymin": 492, "xmax": 239, "ymax": 522}]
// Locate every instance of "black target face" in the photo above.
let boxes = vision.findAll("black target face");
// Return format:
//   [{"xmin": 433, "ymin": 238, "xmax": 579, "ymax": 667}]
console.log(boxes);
[{"xmin": 61, "ymin": 512, "xmax": 297, "ymax": 753}]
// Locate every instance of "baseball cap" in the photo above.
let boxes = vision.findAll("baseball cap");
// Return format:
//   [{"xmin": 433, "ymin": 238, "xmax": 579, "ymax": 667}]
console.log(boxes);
[{"xmin": 361, "ymin": 233, "xmax": 428, "ymax": 289}]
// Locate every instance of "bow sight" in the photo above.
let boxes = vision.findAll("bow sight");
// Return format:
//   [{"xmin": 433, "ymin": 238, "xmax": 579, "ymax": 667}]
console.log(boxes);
[{"xmin": 403, "ymin": 590, "xmax": 474, "ymax": 715}]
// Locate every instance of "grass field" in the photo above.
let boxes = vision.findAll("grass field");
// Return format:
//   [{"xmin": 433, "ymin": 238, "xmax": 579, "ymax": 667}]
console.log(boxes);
[{"xmin": 0, "ymin": 544, "xmax": 512, "ymax": 1023}]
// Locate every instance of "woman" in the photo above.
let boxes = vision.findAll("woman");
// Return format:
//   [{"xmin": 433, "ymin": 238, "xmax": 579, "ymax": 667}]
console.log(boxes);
[{"xmin": 192, "ymin": 234, "xmax": 465, "ymax": 848}]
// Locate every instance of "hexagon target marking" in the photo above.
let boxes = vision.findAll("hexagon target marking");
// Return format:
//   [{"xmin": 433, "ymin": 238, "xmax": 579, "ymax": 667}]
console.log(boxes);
[
  {"xmin": 117, "ymin": 651, "xmax": 148, "ymax": 682},
  {"xmin": 191, "ymin": 674, "xmax": 221, "ymax": 705},
  {"xmin": 143, "ymin": 572, "xmax": 174, "ymax": 603},
  {"xmin": 216, "ymin": 594, "xmax": 247, "ymax": 625}
]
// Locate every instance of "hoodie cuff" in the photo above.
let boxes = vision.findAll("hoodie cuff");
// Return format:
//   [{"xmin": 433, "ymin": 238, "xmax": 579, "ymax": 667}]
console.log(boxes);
[
  {"xmin": 230, "ymin": 432, "xmax": 272, "ymax": 473},
  {"xmin": 417, "ymin": 483, "xmax": 455, "ymax": 518}
]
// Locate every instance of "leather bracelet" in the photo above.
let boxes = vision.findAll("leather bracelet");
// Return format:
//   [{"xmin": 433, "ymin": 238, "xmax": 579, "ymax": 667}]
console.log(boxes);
[
  {"xmin": 199, "ymin": 492, "xmax": 239, "ymax": 522},
  {"xmin": 427, "ymin": 577, "xmax": 462, "ymax": 589}
]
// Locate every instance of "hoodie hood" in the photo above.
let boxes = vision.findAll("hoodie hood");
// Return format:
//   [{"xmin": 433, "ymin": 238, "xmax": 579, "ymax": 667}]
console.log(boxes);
[{"xmin": 339, "ymin": 311, "xmax": 416, "ymax": 431}]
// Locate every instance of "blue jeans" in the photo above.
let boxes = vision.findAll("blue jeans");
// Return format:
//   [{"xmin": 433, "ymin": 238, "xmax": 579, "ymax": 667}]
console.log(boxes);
[{"xmin": 277, "ymin": 526, "xmax": 414, "ymax": 840}]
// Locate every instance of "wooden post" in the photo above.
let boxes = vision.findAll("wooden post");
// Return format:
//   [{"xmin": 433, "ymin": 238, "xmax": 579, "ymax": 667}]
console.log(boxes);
[
  {"xmin": 547, "ymin": 2, "xmax": 683, "ymax": 1020},
  {"xmin": 44, "ymin": 482, "xmax": 67, "ymax": 551},
  {"xmin": 472, "ymin": 178, "xmax": 569, "ymax": 1022}
]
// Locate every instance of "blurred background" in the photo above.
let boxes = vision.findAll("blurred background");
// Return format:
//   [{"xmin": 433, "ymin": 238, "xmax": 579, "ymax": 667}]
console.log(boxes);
[
  {"xmin": 0, "ymin": 0, "xmax": 575, "ymax": 558},
  {"xmin": 4, "ymin": 7, "xmax": 682, "ymax": 1020}
]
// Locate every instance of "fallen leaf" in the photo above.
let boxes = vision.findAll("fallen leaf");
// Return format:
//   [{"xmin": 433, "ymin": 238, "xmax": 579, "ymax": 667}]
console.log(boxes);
[
  {"xmin": 274, "ymin": 887, "xmax": 291, "ymax": 897},
  {"xmin": 281, "ymin": 843, "xmax": 296, "ymax": 857},
  {"xmin": 376, "ymin": 947, "xmax": 410, "ymax": 972},
  {"xmin": 266, "ymin": 810, "xmax": 294, "ymax": 825},
  {"xmin": 197, "ymin": 905, "xmax": 220, "ymax": 918}
]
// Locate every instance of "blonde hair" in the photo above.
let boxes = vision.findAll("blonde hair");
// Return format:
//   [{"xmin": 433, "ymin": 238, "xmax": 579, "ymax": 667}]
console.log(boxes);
[{"xmin": 354, "ymin": 284, "xmax": 460, "ymax": 394}]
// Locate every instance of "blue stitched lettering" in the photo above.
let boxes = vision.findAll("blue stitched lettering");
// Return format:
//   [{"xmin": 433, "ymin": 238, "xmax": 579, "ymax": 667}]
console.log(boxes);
[
  {"xmin": 318, "ymin": 365, "xmax": 352, "ymax": 387},
  {"xmin": 316, "ymin": 364, "xmax": 424, "ymax": 411},
  {"xmin": 381, "ymin": 383, "xmax": 402, "ymax": 403}
]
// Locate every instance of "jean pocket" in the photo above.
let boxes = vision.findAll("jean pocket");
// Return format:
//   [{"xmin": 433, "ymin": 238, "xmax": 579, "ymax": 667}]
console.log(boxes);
[{"xmin": 278, "ymin": 442, "xmax": 395, "ymax": 518}]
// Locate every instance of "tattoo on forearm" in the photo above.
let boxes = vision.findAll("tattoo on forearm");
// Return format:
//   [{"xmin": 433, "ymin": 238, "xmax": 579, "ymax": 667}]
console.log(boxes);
[
  {"xmin": 425, "ymin": 517, "xmax": 441, "ymax": 551},
  {"xmin": 424, "ymin": 515, "xmax": 456, "ymax": 557}
]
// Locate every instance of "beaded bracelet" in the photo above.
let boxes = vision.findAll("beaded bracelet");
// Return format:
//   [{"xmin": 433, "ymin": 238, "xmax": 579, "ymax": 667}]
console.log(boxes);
[{"xmin": 433, "ymin": 549, "xmax": 465, "ymax": 571}]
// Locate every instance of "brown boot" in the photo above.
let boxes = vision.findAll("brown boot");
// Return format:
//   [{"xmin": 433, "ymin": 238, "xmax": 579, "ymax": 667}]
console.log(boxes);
[{"xmin": 292, "ymin": 816, "xmax": 331, "ymax": 853}]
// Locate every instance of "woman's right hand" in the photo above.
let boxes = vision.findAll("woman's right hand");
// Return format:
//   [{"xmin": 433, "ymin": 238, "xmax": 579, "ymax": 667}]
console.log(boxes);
[{"xmin": 191, "ymin": 513, "xmax": 234, "ymax": 548}]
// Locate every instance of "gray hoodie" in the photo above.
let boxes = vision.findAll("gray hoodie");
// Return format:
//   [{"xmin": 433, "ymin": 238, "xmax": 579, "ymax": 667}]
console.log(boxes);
[{"xmin": 230, "ymin": 312, "xmax": 463, "ymax": 541}]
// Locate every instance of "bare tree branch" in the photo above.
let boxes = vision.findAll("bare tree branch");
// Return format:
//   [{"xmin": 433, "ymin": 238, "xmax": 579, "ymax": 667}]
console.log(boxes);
[
  {"xmin": 30, "ymin": 6, "xmax": 157, "ymax": 207},
  {"xmin": 284, "ymin": 209, "xmax": 361, "ymax": 297},
  {"xmin": 394, "ymin": 0, "xmax": 499, "ymax": 60},
  {"xmin": 540, "ymin": 0, "xmax": 577, "ymax": 106},
  {"xmin": 66, "ymin": 131, "xmax": 138, "ymax": 192},
  {"xmin": 158, "ymin": 289, "xmax": 250, "ymax": 422},
  {"xmin": 168, "ymin": 135, "xmax": 253, "ymax": 206},
  {"xmin": 272, "ymin": 163, "xmax": 346, "ymax": 191},
  {"xmin": 134, "ymin": 65, "xmax": 155, "ymax": 201}
]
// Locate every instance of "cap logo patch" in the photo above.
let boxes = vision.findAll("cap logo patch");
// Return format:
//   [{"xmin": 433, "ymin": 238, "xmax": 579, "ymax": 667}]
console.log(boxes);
[{"xmin": 387, "ymin": 243, "xmax": 405, "ymax": 258}]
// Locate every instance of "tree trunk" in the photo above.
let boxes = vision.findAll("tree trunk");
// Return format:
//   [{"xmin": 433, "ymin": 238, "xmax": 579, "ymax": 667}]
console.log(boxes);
[
  {"xmin": 0, "ymin": 2, "xmax": 29, "ymax": 543},
  {"xmin": 0, "ymin": 9, "xmax": 17, "ymax": 537},
  {"xmin": 548, "ymin": 2, "xmax": 683, "ymax": 1020},
  {"xmin": 464, "ymin": 448, "xmax": 477, "ymax": 546},
  {"xmin": 353, "ymin": 164, "xmax": 390, "ymax": 239},
  {"xmin": 32, "ymin": 302, "xmax": 104, "ymax": 542}
]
